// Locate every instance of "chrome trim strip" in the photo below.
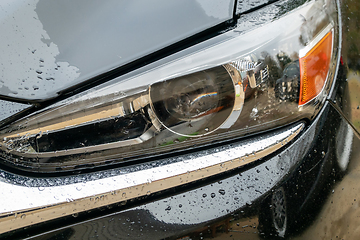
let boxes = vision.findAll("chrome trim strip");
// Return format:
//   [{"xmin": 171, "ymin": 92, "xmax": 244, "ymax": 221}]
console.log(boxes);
[
  {"xmin": 298, "ymin": 24, "xmax": 333, "ymax": 58},
  {"xmin": 15, "ymin": 126, "xmax": 158, "ymax": 157},
  {"xmin": 327, "ymin": 0, "xmax": 342, "ymax": 101},
  {"xmin": 0, "ymin": 123, "xmax": 303, "ymax": 234}
]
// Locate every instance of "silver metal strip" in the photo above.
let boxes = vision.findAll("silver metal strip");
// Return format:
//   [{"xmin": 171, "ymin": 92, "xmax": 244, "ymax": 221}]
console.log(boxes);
[
  {"xmin": 0, "ymin": 123, "xmax": 303, "ymax": 234},
  {"xmin": 327, "ymin": 0, "xmax": 342, "ymax": 101},
  {"xmin": 299, "ymin": 24, "xmax": 333, "ymax": 58},
  {"xmin": 11, "ymin": 126, "xmax": 158, "ymax": 158}
]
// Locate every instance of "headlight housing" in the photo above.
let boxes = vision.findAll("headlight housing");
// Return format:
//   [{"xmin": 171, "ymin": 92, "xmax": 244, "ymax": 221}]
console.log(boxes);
[{"xmin": 0, "ymin": 1, "xmax": 339, "ymax": 173}]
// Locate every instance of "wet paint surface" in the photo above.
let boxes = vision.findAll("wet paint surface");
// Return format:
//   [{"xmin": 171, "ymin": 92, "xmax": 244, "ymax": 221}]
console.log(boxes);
[
  {"xmin": 0, "ymin": 0, "xmax": 234, "ymax": 100},
  {"xmin": 236, "ymin": 0, "xmax": 272, "ymax": 14},
  {"xmin": 0, "ymin": 0, "xmax": 80, "ymax": 100},
  {"xmin": 2, "ymin": 0, "xmax": 360, "ymax": 239}
]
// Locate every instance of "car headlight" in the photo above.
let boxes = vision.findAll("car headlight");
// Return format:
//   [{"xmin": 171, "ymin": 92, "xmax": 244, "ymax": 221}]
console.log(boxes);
[{"xmin": 0, "ymin": 2, "xmax": 338, "ymax": 173}]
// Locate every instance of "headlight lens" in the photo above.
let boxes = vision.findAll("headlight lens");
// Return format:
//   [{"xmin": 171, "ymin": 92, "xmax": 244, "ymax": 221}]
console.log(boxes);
[
  {"xmin": 0, "ymin": 3, "xmax": 338, "ymax": 173},
  {"xmin": 149, "ymin": 66, "xmax": 238, "ymax": 136}
]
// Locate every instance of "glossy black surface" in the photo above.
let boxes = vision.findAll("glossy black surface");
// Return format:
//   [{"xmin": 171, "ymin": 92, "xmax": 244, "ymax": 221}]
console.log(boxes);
[
  {"xmin": 12, "ymin": 101, "xmax": 349, "ymax": 240},
  {"xmin": 1, "ymin": 0, "xmax": 360, "ymax": 239}
]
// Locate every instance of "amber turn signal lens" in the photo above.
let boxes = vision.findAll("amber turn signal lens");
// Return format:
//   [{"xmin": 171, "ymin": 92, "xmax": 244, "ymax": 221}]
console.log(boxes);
[{"xmin": 299, "ymin": 30, "xmax": 333, "ymax": 105}]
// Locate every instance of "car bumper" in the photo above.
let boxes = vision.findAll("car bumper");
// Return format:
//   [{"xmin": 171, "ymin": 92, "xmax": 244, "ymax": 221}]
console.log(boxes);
[{"xmin": 1, "ymin": 98, "xmax": 349, "ymax": 239}]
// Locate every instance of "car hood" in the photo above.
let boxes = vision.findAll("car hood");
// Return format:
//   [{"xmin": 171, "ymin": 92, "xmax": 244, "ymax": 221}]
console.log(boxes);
[{"xmin": 0, "ymin": 0, "xmax": 234, "ymax": 101}]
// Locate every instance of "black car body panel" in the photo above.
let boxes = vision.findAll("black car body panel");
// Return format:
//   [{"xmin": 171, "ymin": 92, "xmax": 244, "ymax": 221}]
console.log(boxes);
[{"xmin": 15, "ymin": 100, "xmax": 343, "ymax": 240}]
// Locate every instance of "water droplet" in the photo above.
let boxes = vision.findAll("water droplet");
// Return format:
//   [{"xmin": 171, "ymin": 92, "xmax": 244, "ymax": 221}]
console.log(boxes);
[
  {"xmin": 72, "ymin": 213, "xmax": 79, "ymax": 218},
  {"xmin": 204, "ymin": 127, "xmax": 209, "ymax": 132},
  {"xmin": 202, "ymin": 193, "xmax": 207, "ymax": 198},
  {"xmin": 218, "ymin": 189, "xmax": 225, "ymax": 195},
  {"xmin": 21, "ymin": 214, "xmax": 26, "ymax": 219},
  {"xmin": 38, "ymin": 186, "xmax": 45, "ymax": 191},
  {"xmin": 211, "ymin": 193, "xmax": 216, "ymax": 198},
  {"xmin": 122, "ymin": 192, "xmax": 126, "ymax": 198},
  {"xmin": 165, "ymin": 206, "xmax": 171, "ymax": 211}
]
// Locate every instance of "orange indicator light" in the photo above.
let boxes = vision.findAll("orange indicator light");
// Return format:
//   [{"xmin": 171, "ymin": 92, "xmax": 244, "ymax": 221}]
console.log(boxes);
[{"xmin": 299, "ymin": 31, "xmax": 333, "ymax": 105}]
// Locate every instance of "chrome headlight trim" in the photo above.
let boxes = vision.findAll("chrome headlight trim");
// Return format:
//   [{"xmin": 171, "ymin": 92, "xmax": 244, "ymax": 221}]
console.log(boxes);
[{"xmin": 0, "ymin": 122, "xmax": 303, "ymax": 234}]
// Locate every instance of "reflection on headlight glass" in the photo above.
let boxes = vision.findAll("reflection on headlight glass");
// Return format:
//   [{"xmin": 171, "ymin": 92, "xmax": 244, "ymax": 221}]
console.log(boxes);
[
  {"xmin": 150, "ymin": 66, "xmax": 237, "ymax": 136},
  {"xmin": 0, "ymin": 17, "xmax": 337, "ymax": 172}
]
